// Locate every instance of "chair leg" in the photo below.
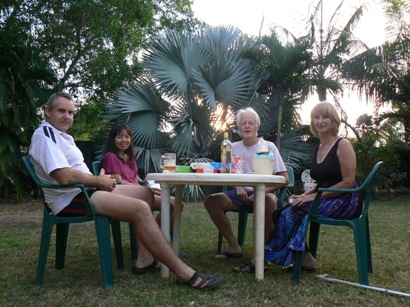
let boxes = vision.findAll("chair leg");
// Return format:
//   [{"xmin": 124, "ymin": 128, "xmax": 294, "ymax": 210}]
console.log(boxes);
[
  {"xmin": 95, "ymin": 215, "xmax": 114, "ymax": 289},
  {"xmin": 217, "ymin": 230, "xmax": 223, "ymax": 254},
  {"xmin": 237, "ymin": 210, "xmax": 248, "ymax": 247},
  {"xmin": 292, "ymin": 251, "xmax": 304, "ymax": 284},
  {"xmin": 129, "ymin": 222, "xmax": 138, "ymax": 262},
  {"xmin": 110, "ymin": 221, "xmax": 124, "ymax": 269},
  {"xmin": 55, "ymin": 223, "xmax": 69, "ymax": 270},
  {"xmin": 353, "ymin": 223, "xmax": 369, "ymax": 285},
  {"xmin": 308, "ymin": 222, "xmax": 321, "ymax": 258},
  {"xmin": 36, "ymin": 218, "xmax": 54, "ymax": 288},
  {"xmin": 365, "ymin": 216, "xmax": 373, "ymax": 273}
]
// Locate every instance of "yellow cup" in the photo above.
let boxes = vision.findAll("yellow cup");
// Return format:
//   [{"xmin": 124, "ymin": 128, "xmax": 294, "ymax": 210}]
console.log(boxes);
[{"xmin": 160, "ymin": 153, "xmax": 176, "ymax": 173}]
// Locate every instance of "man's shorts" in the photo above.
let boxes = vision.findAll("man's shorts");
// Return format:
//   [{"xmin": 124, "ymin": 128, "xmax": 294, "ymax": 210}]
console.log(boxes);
[
  {"xmin": 225, "ymin": 189, "xmax": 278, "ymax": 209},
  {"xmin": 57, "ymin": 189, "xmax": 97, "ymax": 217}
]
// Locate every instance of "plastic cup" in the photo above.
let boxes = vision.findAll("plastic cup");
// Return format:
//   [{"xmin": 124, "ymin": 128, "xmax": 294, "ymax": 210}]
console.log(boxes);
[
  {"xmin": 160, "ymin": 153, "xmax": 177, "ymax": 173},
  {"xmin": 252, "ymin": 157, "xmax": 275, "ymax": 175},
  {"xmin": 230, "ymin": 156, "xmax": 244, "ymax": 174}
]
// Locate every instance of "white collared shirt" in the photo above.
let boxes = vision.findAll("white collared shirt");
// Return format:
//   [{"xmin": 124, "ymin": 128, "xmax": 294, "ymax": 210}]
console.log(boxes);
[{"xmin": 29, "ymin": 122, "xmax": 91, "ymax": 214}]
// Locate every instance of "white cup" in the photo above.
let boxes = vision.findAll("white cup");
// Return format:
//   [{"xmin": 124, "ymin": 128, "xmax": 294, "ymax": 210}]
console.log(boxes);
[{"xmin": 160, "ymin": 153, "xmax": 176, "ymax": 173}]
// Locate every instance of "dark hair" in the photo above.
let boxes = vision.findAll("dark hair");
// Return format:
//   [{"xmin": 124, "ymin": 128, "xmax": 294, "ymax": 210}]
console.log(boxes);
[{"xmin": 103, "ymin": 123, "xmax": 136, "ymax": 167}]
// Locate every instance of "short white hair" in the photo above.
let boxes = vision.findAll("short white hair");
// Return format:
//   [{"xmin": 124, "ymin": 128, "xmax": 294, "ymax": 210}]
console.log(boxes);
[{"xmin": 236, "ymin": 107, "xmax": 261, "ymax": 128}]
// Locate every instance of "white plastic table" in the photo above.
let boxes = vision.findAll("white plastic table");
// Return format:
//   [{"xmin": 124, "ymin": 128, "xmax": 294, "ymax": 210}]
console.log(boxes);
[{"xmin": 145, "ymin": 172, "xmax": 286, "ymax": 280}]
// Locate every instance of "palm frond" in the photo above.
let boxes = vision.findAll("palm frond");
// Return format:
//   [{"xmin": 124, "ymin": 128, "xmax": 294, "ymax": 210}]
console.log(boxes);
[{"xmin": 143, "ymin": 29, "xmax": 207, "ymax": 99}]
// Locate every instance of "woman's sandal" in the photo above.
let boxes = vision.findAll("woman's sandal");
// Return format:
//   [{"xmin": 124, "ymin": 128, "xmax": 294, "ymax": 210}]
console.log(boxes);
[
  {"xmin": 233, "ymin": 262, "xmax": 267, "ymax": 273},
  {"xmin": 282, "ymin": 264, "xmax": 316, "ymax": 272},
  {"xmin": 176, "ymin": 271, "xmax": 223, "ymax": 290}
]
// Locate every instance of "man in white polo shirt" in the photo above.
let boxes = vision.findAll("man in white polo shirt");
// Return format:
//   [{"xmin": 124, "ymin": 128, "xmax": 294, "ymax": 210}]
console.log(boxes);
[{"xmin": 29, "ymin": 92, "xmax": 223, "ymax": 290}]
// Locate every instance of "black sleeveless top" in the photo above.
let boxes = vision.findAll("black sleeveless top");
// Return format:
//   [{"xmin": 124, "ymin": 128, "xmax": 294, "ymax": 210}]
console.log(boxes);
[{"xmin": 310, "ymin": 138, "xmax": 343, "ymax": 188}]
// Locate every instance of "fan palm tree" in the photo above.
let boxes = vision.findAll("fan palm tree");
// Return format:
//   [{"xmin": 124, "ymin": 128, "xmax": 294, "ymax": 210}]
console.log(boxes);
[{"xmin": 106, "ymin": 26, "xmax": 257, "ymax": 173}]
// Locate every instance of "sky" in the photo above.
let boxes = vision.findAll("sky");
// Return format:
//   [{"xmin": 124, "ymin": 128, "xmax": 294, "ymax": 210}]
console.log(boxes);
[{"xmin": 191, "ymin": 0, "xmax": 387, "ymax": 125}]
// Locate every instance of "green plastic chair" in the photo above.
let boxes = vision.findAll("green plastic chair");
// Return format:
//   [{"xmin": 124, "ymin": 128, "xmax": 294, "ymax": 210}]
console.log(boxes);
[
  {"xmin": 293, "ymin": 161, "xmax": 383, "ymax": 285},
  {"xmin": 217, "ymin": 165, "xmax": 295, "ymax": 253},
  {"xmin": 22, "ymin": 156, "xmax": 118, "ymax": 288},
  {"xmin": 91, "ymin": 160, "xmax": 138, "ymax": 263}
]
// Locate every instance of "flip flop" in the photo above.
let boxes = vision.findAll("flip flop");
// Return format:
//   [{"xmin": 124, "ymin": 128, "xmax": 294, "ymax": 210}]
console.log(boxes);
[
  {"xmin": 179, "ymin": 251, "xmax": 188, "ymax": 257},
  {"xmin": 132, "ymin": 259, "xmax": 160, "ymax": 275},
  {"xmin": 214, "ymin": 251, "xmax": 243, "ymax": 260},
  {"xmin": 176, "ymin": 271, "xmax": 223, "ymax": 291},
  {"xmin": 233, "ymin": 262, "xmax": 267, "ymax": 273},
  {"xmin": 282, "ymin": 264, "xmax": 316, "ymax": 272}
]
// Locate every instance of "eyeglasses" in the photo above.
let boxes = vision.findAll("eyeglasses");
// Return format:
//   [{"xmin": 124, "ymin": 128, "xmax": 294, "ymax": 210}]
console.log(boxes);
[{"xmin": 240, "ymin": 121, "xmax": 257, "ymax": 127}]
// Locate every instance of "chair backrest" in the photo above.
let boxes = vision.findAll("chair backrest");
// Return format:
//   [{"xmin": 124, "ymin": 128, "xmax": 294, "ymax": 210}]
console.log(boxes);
[
  {"xmin": 361, "ymin": 161, "xmax": 383, "ymax": 214},
  {"xmin": 92, "ymin": 161, "xmax": 102, "ymax": 176},
  {"xmin": 23, "ymin": 156, "xmax": 46, "ymax": 188},
  {"xmin": 23, "ymin": 156, "xmax": 95, "ymax": 216},
  {"xmin": 287, "ymin": 165, "xmax": 295, "ymax": 188},
  {"xmin": 301, "ymin": 169, "xmax": 316, "ymax": 192},
  {"xmin": 277, "ymin": 165, "xmax": 295, "ymax": 207}
]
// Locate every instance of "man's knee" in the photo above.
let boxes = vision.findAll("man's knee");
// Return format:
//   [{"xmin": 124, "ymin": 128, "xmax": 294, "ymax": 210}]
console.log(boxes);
[
  {"xmin": 204, "ymin": 194, "xmax": 222, "ymax": 211},
  {"xmin": 204, "ymin": 195, "xmax": 212, "ymax": 210},
  {"xmin": 265, "ymin": 196, "xmax": 278, "ymax": 212}
]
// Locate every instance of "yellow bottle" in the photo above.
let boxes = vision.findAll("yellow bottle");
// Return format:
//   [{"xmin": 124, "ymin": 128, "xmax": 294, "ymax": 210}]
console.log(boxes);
[{"xmin": 220, "ymin": 132, "xmax": 231, "ymax": 173}]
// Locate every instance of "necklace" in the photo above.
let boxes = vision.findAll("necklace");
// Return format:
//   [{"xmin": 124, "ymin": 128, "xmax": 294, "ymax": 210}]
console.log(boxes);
[{"xmin": 119, "ymin": 153, "xmax": 127, "ymax": 160}]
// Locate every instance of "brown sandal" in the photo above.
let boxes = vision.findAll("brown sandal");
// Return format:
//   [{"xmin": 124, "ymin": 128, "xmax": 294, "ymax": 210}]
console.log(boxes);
[{"xmin": 176, "ymin": 271, "xmax": 223, "ymax": 290}]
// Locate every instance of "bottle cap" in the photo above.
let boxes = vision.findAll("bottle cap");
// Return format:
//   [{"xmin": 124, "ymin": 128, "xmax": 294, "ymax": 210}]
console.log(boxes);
[{"xmin": 224, "ymin": 132, "xmax": 228, "ymax": 138}]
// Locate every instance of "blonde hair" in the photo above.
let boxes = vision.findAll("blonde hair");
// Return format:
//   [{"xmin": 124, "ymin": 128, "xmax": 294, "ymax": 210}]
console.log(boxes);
[{"xmin": 310, "ymin": 102, "xmax": 340, "ymax": 137}]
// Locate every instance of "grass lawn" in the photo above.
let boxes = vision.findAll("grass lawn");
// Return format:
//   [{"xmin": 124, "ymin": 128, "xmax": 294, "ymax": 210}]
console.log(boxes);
[{"xmin": 0, "ymin": 196, "xmax": 409, "ymax": 306}]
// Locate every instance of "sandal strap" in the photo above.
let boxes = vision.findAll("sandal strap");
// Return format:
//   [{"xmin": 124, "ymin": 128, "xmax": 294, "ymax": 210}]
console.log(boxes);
[
  {"xmin": 234, "ymin": 262, "xmax": 267, "ymax": 273},
  {"xmin": 183, "ymin": 271, "xmax": 200, "ymax": 287},
  {"xmin": 190, "ymin": 272, "xmax": 209, "ymax": 289},
  {"xmin": 239, "ymin": 262, "xmax": 255, "ymax": 273}
]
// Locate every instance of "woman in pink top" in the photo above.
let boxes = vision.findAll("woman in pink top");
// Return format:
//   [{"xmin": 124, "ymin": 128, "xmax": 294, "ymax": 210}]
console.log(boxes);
[{"xmin": 102, "ymin": 123, "xmax": 179, "ymax": 230}]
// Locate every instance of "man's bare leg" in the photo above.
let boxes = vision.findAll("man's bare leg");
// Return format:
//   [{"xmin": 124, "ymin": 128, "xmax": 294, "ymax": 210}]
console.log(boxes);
[
  {"xmin": 204, "ymin": 193, "xmax": 242, "ymax": 256},
  {"xmin": 153, "ymin": 194, "xmax": 179, "ymax": 231},
  {"xmin": 91, "ymin": 190, "xmax": 196, "ymax": 281}
]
